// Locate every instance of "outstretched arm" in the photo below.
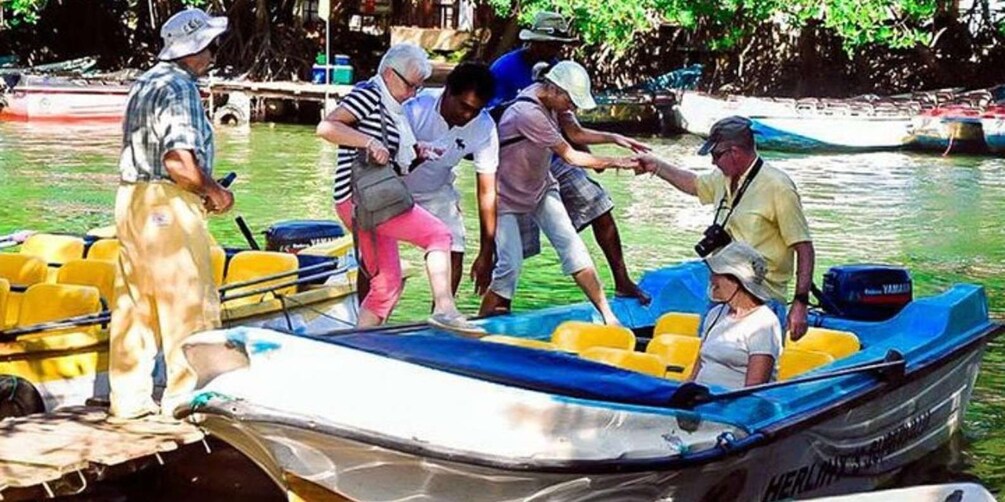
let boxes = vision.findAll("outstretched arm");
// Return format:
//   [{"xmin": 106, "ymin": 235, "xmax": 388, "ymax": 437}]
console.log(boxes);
[
  {"xmin": 559, "ymin": 113, "xmax": 650, "ymax": 153},
  {"xmin": 635, "ymin": 154, "xmax": 698, "ymax": 196}
]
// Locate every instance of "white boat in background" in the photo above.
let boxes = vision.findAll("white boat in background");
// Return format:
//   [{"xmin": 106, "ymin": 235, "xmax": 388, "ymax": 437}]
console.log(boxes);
[
  {"xmin": 176, "ymin": 261, "xmax": 1001, "ymax": 501},
  {"xmin": 810, "ymin": 482, "xmax": 995, "ymax": 501},
  {"xmin": 675, "ymin": 91, "xmax": 914, "ymax": 151}
]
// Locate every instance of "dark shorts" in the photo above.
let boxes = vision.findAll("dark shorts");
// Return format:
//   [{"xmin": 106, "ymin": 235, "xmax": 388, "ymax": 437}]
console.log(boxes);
[{"xmin": 517, "ymin": 157, "xmax": 615, "ymax": 259}]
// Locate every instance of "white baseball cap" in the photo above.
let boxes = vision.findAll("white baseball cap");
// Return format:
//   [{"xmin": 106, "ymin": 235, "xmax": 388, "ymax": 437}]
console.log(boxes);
[
  {"xmin": 704, "ymin": 241, "xmax": 774, "ymax": 302},
  {"xmin": 158, "ymin": 8, "xmax": 228, "ymax": 61},
  {"xmin": 544, "ymin": 61, "xmax": 596, "ymax": 110}
]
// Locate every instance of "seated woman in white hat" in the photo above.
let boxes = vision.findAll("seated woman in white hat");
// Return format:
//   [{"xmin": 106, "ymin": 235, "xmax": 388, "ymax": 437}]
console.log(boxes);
[{"xmin": 691, "ymin": 241, "xmax": 783, "ymax": 390}]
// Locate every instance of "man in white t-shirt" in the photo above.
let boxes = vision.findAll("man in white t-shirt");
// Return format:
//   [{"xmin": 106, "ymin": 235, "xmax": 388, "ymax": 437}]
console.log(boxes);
[{"xmin": 403, "ymin": 62, "xmax": 499, "ymax": 295}]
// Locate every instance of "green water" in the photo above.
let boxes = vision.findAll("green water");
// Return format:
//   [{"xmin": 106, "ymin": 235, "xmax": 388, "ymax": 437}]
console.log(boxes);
[{"xmin": 2, "ymin": 122, "xmax": 1004, "ymax": 494}]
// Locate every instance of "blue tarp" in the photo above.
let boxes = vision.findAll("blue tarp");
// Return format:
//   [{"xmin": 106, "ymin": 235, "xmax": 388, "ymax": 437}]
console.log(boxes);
[{"xmin": 321, "ymin": 332, "xmax": 684, "ymax": 408}]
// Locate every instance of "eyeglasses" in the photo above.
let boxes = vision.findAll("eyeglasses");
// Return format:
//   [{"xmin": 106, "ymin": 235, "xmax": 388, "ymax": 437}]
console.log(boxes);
[
  {"xmin": 391, "ymin": 68, "xmax": 423, "ymax": 93},
  {"xmin": 711, "ymin": 146, "xmax": 732, "ymax": 161}
]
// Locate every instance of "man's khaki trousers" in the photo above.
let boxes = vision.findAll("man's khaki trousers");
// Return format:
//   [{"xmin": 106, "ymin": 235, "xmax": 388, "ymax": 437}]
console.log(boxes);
[{"xmin": 109, "ymin": 182, "xmax": 221, "ymax": 417}]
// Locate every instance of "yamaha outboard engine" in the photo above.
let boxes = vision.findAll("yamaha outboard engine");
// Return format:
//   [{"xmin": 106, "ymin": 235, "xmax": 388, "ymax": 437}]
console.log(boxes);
[{"xmin": 816, "ymin": 265, "xmax": 913, "ymax": 321}]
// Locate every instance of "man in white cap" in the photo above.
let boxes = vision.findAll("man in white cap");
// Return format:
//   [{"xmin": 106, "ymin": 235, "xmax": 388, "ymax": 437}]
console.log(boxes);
[
  {"xmin": 634, "ymin": 116, "xmax": 815, "ymax": 340},
  {"xmin": 109, "ymin": 7, "xmax": 233, "ymax": 421},
  {"xmin": 490, "ymin": 11, "xmax": 653, "ymax": 305},
  {"xmin": 478, "ymin": 61, "xmax": 637, "ymax": 325}
]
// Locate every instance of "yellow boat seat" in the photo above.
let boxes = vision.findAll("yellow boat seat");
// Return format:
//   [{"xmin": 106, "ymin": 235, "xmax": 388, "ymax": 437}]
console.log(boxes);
[
  {"xmin": 0, "ymin": 278, "xmax": 8, "ymax": 327},
  {"xmin": 551, "ymin": 321, "xmax": 635, "ymax": 354},
  {"xmin": 646, "ymin": 334, "xmax": 701, "ymax": 380},
  {"xmin": 482, "ymin": 335, "xmax": 558, "ymax": 351},
  {"xmin": 87, "ymin": 239, "xmax": 120, "ymax": 261},
  {"xmin": 57, "ymin": 259, "xmax": 117, "ymax": 306},
  {"xmin": 778, "ymin": 348, "xmax": 835, "ymax": 381},
  {"xmin": 0, "ymin": 254, "xmax": 47, "ymax": 327},
  {"xmin": 580, "ymin": 347, "xmax": 667, "ymax": 377},
  {"xmin": 20, "ymin": 233, "xmax": 85, "ymax": 266},
  {"xmin": 16, "ymin": 283, "xmax": 102, "ymax": 335},
  {"xmin": 210, "ymin": 246, "xmax": 227, "ymax": 286},
  {"xmin": 653, "ymin": 312, "xmax": 702, "ymax": 337},
  {"xmin": 223, "ymin": 251, "xmax": 299, "ymax": 308},
  {"xmin": 86, "ymin": 225, "xmax": 116, "ymax": 239},
  {"xmin": 787, "ymin": 328, "xmax": 861, "ymax": 360}
]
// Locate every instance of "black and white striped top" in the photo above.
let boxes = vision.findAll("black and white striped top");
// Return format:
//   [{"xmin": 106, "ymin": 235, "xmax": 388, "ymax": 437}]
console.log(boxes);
[{"xmin": 333, "ymin": 81, "xmax": 403, "ymax": 203}]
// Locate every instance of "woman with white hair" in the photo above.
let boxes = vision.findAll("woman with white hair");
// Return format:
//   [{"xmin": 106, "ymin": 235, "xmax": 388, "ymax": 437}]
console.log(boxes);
[
  {"xmin": 317, "ymin": 43, "xmax": 480, "ymax": 334},
  {"xmin": 690, "ymin": 241, "xmax": 783, "ymax": 390}
]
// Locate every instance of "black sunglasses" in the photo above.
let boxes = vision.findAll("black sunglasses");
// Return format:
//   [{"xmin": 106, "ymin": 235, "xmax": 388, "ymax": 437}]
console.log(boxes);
[
  {"xmin": 711, "ymin": 146, "xmax": 732, "ymax": 161},
  {"xmin": 391, "ymin": 68, "xmax": 423, "ymax": 92}
]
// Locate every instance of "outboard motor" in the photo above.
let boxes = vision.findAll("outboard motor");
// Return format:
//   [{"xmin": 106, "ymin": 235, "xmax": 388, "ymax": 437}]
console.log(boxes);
[
  {"xmin": 815, "ymin": 265, "xmax": 912, "ymax": 321},
  {"xmin": 264, "ymin": 220, "xmax": 345, "ymax": 253}
]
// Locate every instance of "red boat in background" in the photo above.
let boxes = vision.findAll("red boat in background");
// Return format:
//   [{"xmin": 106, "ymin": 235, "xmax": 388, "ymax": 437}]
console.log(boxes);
[{"xmin": 0, "ymin": 75, "xmax": 130, "ymax": 123}]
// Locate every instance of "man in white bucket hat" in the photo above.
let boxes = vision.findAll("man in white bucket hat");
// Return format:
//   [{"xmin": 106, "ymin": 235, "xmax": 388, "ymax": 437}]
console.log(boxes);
[
  {"xmin": 478, "ymin": 60, "xmax": 639, "ymax": 325},
  {"xmin": 490, "ymin": 11, "xmax": 652, "ymax": 306},
  {"xmin": 109, "ymin": 8, "xmax": 233, "ymax": 422}
]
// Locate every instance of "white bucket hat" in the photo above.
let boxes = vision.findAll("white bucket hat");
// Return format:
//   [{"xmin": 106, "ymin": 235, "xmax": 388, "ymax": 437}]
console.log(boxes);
[
  {"xmin": 519, "ymin": 12, "xmax": 578, "ymax": 43},
  {"xmin": 704, "ymin": 241, "xmax": 774, "ymax": 302},
  {"xmin": 157, "ymin": 8, "xmax": 229, "ymax": 62},
  {"xmin": 544, "ymin": 61, "xmax": 597, "ymax": 110}
]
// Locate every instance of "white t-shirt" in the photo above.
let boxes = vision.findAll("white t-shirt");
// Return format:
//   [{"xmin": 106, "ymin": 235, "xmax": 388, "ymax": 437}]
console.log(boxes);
[
  {"xmin": 402, "ymin": 89, "xmax": 499, "ymax": 195},
  {"xmin": 694, "ymin": 304, "xmax": 782, "ymax": 390}
]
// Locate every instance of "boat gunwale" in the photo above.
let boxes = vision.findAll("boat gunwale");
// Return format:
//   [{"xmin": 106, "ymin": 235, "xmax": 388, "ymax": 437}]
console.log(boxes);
[{"xmin": 184, "ymin": 322, "xmax": 1002, "ymax": 475}]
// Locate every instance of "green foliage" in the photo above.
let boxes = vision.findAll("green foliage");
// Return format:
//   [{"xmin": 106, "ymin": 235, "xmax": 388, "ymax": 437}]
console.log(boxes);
[
  {"xmin": 483, "ymin": 0, "xmax": 943, "ymax": 55},
  {"xmin": 3, "ymin": 0, "xmax": 47, "ymax": 25}
]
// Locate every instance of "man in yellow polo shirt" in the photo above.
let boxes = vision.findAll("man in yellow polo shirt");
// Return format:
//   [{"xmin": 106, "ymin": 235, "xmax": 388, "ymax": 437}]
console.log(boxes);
[{"xmin": 634, "ymin": 116, "xmax": 815, "ymax": 340}]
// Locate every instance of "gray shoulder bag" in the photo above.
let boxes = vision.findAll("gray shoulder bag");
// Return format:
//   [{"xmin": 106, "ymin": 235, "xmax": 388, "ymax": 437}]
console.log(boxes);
[{"xmin": 350, "ymin": 104, "xmax": 414, "ymax": 232}]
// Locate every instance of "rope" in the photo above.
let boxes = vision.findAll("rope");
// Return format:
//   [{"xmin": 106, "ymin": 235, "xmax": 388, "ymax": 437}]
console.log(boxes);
[{"xmin": 273, "ymin": 292, "xmax": 357, "ymax": 331}]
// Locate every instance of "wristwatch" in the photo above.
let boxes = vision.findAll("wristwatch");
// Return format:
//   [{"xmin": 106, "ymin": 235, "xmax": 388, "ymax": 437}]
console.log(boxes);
[{"xmin": 793, "ymin": 292, "xmax": 810, "ymax": 305}]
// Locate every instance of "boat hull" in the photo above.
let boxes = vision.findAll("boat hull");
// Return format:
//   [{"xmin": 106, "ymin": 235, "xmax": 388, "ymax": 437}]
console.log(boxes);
[
  {"xmin": 1, "ymin": 85, "xmax": 129, "ymax": 123},
  {"xmin": 3, "ymin": 286, "xmax": 357, "ymax": 413},
  {"xmin": 186, "ymin": 332, "xmax": 987, "ymax": 501},
  {"xmin": 674, "ymin": 92, "xmax": 913, "ymax": 152},
  {"xmin": 909, "ymin": 115, "xmax": 987, "ymax": 153},
  {"xmin": 981, "ymin": 116, "xmax": 1005, "ymax": 155}
]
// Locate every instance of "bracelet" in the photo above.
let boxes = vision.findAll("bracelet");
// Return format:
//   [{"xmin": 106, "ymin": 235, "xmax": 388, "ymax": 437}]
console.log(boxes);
[{"xmin": 793, "ymin": 292, "xmax": 810, "ymax": 305}]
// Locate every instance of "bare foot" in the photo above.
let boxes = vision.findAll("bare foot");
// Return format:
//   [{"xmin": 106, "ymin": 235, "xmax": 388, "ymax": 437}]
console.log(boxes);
[{"xmin": 615, "ymin": 282, "xmax": 652, "ymax": 306}]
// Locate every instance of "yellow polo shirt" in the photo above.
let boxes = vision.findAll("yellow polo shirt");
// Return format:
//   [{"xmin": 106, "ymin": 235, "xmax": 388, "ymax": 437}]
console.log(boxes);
[{"xmin": 695, "ymin": 159, "xmax": 811, "ymax": 300}]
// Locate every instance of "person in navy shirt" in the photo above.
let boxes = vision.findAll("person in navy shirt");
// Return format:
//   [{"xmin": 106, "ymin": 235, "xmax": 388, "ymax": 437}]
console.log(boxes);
[
  {"xmin": 488, "ymin": 12, "xmax": 571, "ymax": 106},
  {"xmin": 489, "ymin": 11, "xmax": 653, "ymax": 305}
]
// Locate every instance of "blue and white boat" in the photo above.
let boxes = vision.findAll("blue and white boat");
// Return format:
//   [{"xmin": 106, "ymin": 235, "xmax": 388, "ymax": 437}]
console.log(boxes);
[
  {"xmin": 675, "ymin": 91, "xmax": 915, "ymax": 152},
  {"xmin": 175, "ymin": 261, "xmax": 1000, "ymax": 502},
  {"xmin": 981, "ymin": 107, "xmax": 1005, "ymax": 155}
]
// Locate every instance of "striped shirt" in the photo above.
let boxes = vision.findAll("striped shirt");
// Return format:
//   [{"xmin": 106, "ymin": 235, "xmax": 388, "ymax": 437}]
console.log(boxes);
[
  {"xmin": 333, "ymin": 81, "xmax": 402, "ymax": 203},
  {"xmin": 119, "ymin": 61, "xmax": 214, "ymax": 183}
]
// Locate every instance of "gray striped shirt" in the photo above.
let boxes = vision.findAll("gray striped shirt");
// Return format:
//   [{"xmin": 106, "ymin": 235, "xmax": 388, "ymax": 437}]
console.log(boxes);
[{"xmin": 119, "ymin": 61, "xmax": 214, "ymax": 183}]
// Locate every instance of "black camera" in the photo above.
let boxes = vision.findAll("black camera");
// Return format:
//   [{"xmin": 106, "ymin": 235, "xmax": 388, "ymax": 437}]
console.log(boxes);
[{"xmin": 694, "ymin": 224, "xmax": 732, "ymax": 257}]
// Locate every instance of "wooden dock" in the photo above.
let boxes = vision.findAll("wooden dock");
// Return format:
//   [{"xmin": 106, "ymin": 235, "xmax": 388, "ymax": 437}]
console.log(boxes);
[
  {"xmin": 0, "ymin": 406, "xmax": 206, "ymax": 500},
  {"xmin": 208, "ymin": 80, "xmax": 357, "ymax": 103}
]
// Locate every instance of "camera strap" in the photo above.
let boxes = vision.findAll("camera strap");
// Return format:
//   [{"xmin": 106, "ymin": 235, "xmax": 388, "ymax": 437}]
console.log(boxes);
[{"xmin": 713, "ymin": 157, "xmax": 763, "ymax": 226}]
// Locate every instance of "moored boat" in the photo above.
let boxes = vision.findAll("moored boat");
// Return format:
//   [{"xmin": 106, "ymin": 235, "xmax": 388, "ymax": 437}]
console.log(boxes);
[
  {"xmin": 980, "ymin": 105, "xmax": 1005, "ymax": 155},
  {"xmin": 176, "ymin": 260, "xmax": 1001, "ymax": 501},
  {"xmin": 909, "ymin": 106, "xmax": 988, "ymax": 154},
  {"xmin": 0, "ymin": 220, "xmax": 361, "ymax": 415},
  {"xmin": 0, "ymin": 74, "xmax": 130, "ymax": 123},
  {"xmin": 675, "ymin": 91, "xmax": 915, "ymax": 152}
]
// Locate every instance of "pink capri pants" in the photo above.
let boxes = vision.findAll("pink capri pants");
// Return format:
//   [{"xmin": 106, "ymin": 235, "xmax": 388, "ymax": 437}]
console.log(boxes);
[{"xmin": 336, "ymin": 199, "xmax": 452, "ymax": 320}]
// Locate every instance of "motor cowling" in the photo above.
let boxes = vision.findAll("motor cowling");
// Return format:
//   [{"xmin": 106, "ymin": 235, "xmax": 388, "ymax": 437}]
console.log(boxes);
[
  {"xmin": 818, "ymin": 265, "xmax": 913, "ymax": 321},
  {"xmin": 264, "ymin": 220, "xmax": 345, "ymax": 253}
]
